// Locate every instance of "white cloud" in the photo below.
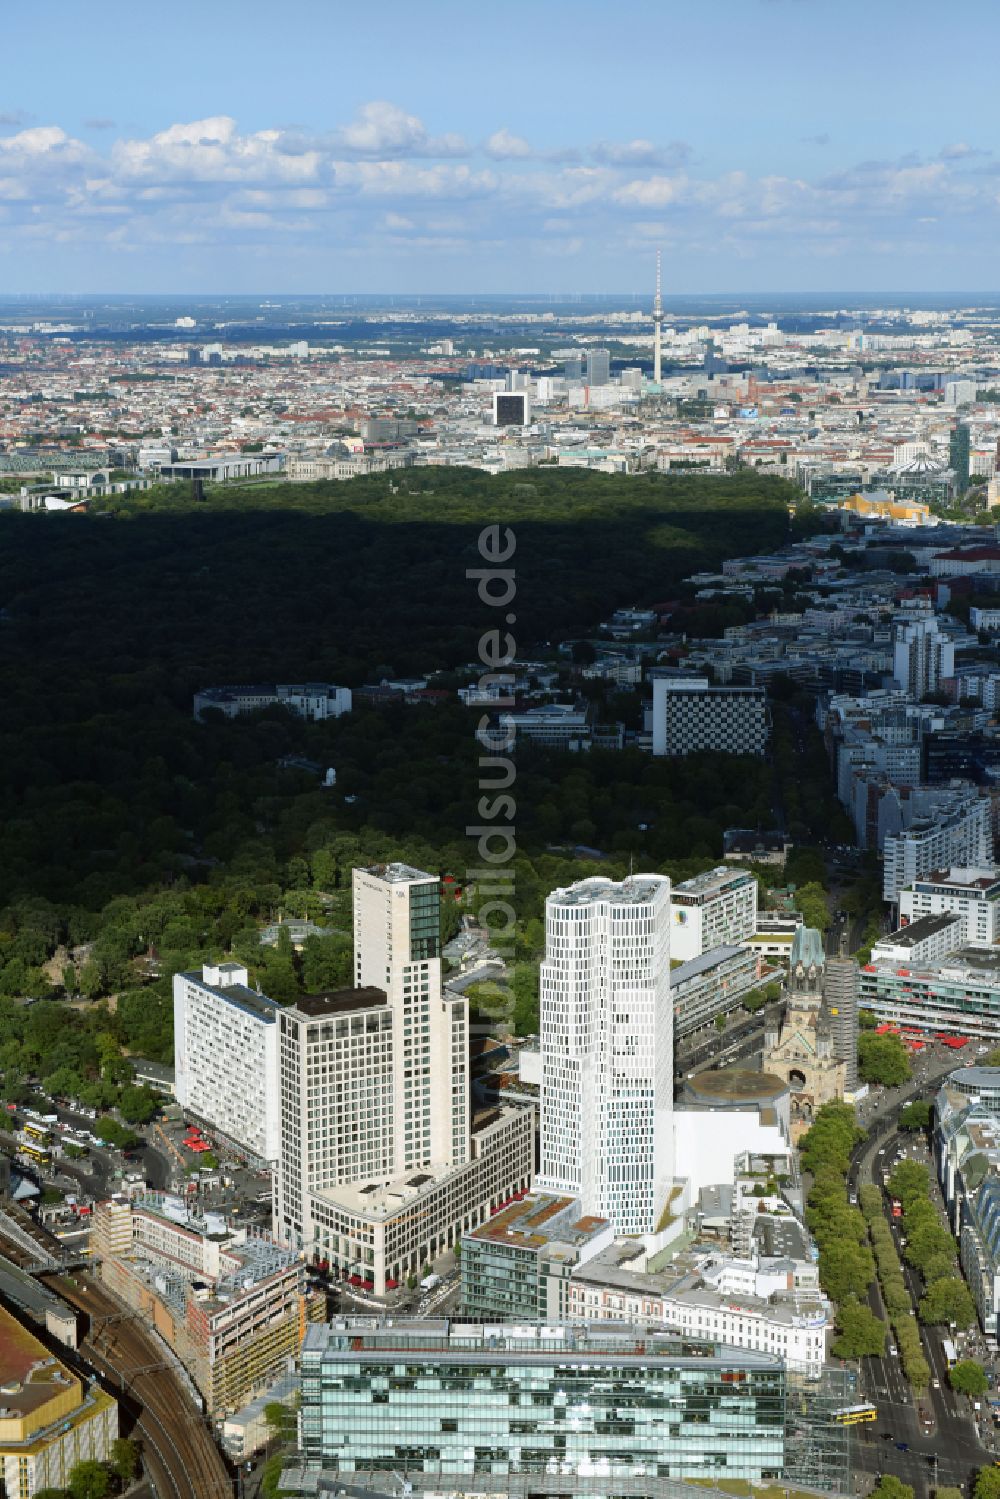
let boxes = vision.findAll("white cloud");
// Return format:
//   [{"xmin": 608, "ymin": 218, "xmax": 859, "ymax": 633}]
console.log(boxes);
[
  {"xmin": 331, "ymin": 101, "xmax": 468, "ymax": 158},
  {"xmin": 592, "ymin": 139, "xmax": 690, "ymax": 168},
  {"xmin": 485, "ymin": 128, "xmax": 533, "ymax": 160}
]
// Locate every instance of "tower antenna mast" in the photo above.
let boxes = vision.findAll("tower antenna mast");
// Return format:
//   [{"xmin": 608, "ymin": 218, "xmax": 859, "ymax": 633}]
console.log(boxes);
[{"xmin": 653, "ymin": 249, "xmax": 663, "ymax": 386}]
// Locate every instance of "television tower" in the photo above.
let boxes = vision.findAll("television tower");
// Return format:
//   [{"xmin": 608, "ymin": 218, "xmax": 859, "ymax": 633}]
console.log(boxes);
[{"xmin": 653, "ymin": 249, "xmax": 663, "ymax": 385}]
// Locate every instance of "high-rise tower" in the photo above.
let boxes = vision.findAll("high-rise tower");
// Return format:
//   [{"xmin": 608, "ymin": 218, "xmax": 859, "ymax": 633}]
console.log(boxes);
[
  {"xmin": 653, "ymin": 249, "xmax": 663, "ymax": 385},
  {"xmin": 537, "ymin": 873, "xmax": 673, "ymax": 1235}
]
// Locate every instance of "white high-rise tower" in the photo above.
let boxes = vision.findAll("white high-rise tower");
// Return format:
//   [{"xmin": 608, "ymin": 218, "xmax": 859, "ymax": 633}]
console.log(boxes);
[
  {"xmin": 653, "ymin": 249, "xmax": 663, "ymax": 385},
  {"xmin": 537, "ymin": 873, "xmax": 673, "ymax": 1235}
]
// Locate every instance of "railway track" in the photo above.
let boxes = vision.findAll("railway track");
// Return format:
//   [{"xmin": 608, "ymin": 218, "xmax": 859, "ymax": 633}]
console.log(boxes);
[{"xmin": 42, "ymin": 1272, "xmax": 234, "ymax": 1499}]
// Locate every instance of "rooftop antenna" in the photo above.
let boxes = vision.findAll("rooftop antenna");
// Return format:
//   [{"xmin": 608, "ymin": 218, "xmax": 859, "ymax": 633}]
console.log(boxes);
[{"xmin": 653, "ymin": 249, "xmax": 664, "ymax": 385}]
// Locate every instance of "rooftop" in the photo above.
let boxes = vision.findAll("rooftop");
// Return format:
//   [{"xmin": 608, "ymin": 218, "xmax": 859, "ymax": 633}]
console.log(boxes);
[
  {"xmin": 683, "ymin": 1068, "xmax": 789, "ymax": 1108},
  {"xmin": 361, "ymin": 861, "xmax": 435, "ymax": 885},
  {"xmin": 467, "ymin": 1192, "xmax": 610, "ymax": 1259},
  {"xmin": 879, "ymin": 912, "xmax": 964, "ymax": 948},
  {"xmin": 549, "ymin": 873, "xmax": 670, "ymax": 909},
  {"xmin": 302, "ymin": 1317, "xmax": 783, "ymax": 1368},
  {"xmin": 671, "ymin": 945, "xmax": 751, "ymax": 986},
  {"xmin": 673, "ymin": 865, "xmax": 753, "ymax": 902},
  {"xmin": 289, "ymin": 986, "xmax": 387, "ymax": 1019},
  {"xmin": 184, "ymin": 970, "xmax": 280, "ymax": 1023}
]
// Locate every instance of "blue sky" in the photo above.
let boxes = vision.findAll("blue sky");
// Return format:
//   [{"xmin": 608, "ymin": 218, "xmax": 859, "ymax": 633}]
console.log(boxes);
[{"xmin": 2, "ymin": 0, "xmax": 999, "ymax": 294}]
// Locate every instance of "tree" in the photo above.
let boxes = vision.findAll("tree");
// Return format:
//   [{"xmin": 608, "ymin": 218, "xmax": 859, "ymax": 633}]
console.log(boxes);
[
  {"xmin": 899, "ymin": 1100, "xmax": 931, "ymax": 1131},
  {"xmin": 858, "ymin": 1032, "xmax": 911, "ymax": 1086},
  {"xmin": 831, "ymin": 1295, "xmax": 885, "ymax": 1358},
  {"xmin": 714, "ymin": 1013, "xmax": 727, "ymax": 1032},
  {"xmin": 110, "ymin": 1437, "xmax": 139, "ymax": 1484},
  {"xmin": 871, "ymin": 1478, "xmax": 914, "ymax": 1499},
  {"xmin": 818, "ymin": 1238, "xmax": 875, "ymax": 1304},
  {"xmin": 919, "ymin": 1275, "xmax": 976, "ymax": 1328},
  {"xmin": 67, "ymin": 1460, "xmax": 110, "ymax": 1499},
  {"xmin": 906, "ymin": 1222, "xmax": 957, "ymax": 1275},
  {"xmin": 742, "ymin": 988, "xmax": 767, "ymax": 1013},
  {"xmin": 118, "ymin": 1085, "xmax": 160, "ymax": 1124},
  {"xmin": 974, "ymin": 1468, "xmax": 1000, "ymax": 1499},
  {"xmin": 950, "ymin": 1360, "xmax": 989, "ymax": 1396}
]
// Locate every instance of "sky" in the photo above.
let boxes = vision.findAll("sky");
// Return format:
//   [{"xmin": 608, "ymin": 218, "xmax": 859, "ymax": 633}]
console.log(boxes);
[{"xmin": 3, "ymin": 0, "xmax": 1000, "ymax": 295}]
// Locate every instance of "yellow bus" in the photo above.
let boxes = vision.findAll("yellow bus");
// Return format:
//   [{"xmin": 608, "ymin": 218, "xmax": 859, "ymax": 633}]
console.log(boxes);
[
  {"xmin": 20, "ymin": 1144, "xmax": 51, "ymax": 1167},
  {"xmin": 22, "ymin": 1123, "xmax": 50, "ymax": 1144},
  {"xmin": 833, "ymin": 1404, "xmax": 877, "ymax": 1426}
]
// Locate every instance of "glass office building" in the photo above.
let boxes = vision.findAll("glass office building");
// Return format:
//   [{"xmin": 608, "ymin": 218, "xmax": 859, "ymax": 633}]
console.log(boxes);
[{"xmin": 299, "ymin": 1318, "xmax": 787, "ymax": 1491}]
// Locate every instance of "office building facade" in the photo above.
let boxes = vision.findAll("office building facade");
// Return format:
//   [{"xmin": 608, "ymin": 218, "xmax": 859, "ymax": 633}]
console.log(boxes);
[
  {"xmin": 537, "ymin": 875, "xmax": 672, "ymax": 1235},
  {"xmin": 174, "ymin": 962, "xmax": 280, "ymax": 1165},
  {"xmin": 651, "ymin": 676, "xmax": 768, "ymax": 758},
  {"xmin": 298, "ymin": 1319, "xmax": 788, "ymax": 1490},
  {"xmin": 859, "ymin": 947, "xmax": 1000, "ymax": 1039},
  {"xmin": 275, "ymin": 863, "xmax": 532, "ymax": 1291},
  {"xmin": 670, "ymin": 944, "xmax": 760, "ymax": 1037}
]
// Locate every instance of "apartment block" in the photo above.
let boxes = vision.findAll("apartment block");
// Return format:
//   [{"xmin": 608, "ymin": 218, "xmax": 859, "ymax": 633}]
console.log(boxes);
[
  {"xmin": 173, "ymin": 962, "xmax": 280, "ymax": 1165},
  {"xmin": 871, "ymin": 912, "xmax": 965, "ymax": 968},
  {"xmin": 670, "ymin": 865, "xmax": 758, "ymax": 961},
  {"xmin": 882, "ymin": 798, "xmax": 993, "ymax": 903},
  {"xmin": 899, "ymin": 866, "xmax": 1000, "ymax": 945}
]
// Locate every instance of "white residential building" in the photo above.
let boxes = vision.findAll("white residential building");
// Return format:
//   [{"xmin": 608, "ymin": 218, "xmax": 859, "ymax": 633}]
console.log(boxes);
[
  {"xmin": 670, "ymin": 866, "xmax": 758, "ymax": 961},
  {"xmin": 899, "ymin": 867, "xmax": 1000, "ymax": 946},
  {"xmin": 537, "ymin": 874, "xmax": 673, "ymax": 1235},
  {"xmin": 892, "ymin": 615, "xmax": 955, "ymax": 698},
  {"xmin": 173, "ymin": 962, "xmax": 280, "ymax": 1164},
  {"xmin": 882, "ymin": 799, "xmax": 993, "ymax": 903},
  {"xmin": 871, "ymin": 912, "xmax": 966, "ymax": 968},
  {"xmin": 193, "ymin": 682, "xmax": 352, "ymax": 722},
  {"xmin": 651, "ymin": 676, "xmax": 768, "ymax": 758}
]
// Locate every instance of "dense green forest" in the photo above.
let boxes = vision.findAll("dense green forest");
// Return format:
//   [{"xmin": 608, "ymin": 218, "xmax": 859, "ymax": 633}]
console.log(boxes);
[{"xmin": 0, "ymin": 467, "xmax": 819, "ymax": 1061}]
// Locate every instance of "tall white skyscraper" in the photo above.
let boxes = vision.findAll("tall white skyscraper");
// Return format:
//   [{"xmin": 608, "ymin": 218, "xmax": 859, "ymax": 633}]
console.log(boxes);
[{"xmin": 537, "ymin": 874, "xmax": 673, "ymax": 1235}]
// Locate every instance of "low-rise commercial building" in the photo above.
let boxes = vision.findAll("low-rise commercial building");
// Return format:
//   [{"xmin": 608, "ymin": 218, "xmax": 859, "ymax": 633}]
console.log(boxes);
[
  {"xmin": 871, "ymin": 912, "xmax": 965, "ymax": 968},
  {"xmin": 0, "ymin": 1303, "xmax": 118, "ymax": 1498},
  {"xmin": 93, "ymin": 1194, "xmax": 323, "ymax": 1414},
  {"xmin": 860, "ymin": 948, "xmax": 1000, "ymax": 1039},
  {"xmin": 299, "ymin": 1318, "xmax": 790, "ymax": 1489},
  {"xmin": 671, "ymin": 944, "xmax": 761, "ymax": 1037}
]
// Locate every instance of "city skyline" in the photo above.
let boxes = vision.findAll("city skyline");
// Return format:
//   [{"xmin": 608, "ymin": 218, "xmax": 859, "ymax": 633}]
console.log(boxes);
[{"xmin": 3, "ymin": 0, "xmax": 1000, "ymax": 294}]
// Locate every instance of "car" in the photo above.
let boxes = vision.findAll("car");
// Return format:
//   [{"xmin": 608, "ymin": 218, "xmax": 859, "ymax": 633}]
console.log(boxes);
[
  {"xmin": 932, "ymin": 1378, "xmax": 940, "ymax": 1388},
  {"xmin": 880, "ymin": 1432, "xmax": 894, "ymax": 1442},
  {"xmin": 895, "ymin": 1442, "xmax": 909, "ymax": 1452}
]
